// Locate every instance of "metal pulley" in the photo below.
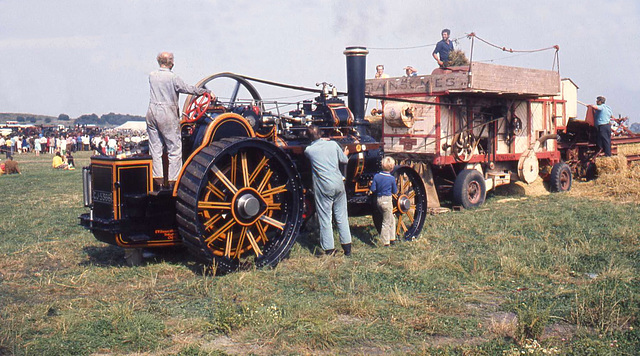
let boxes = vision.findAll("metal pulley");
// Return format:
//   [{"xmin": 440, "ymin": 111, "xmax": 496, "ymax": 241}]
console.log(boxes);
[
  {"xmin": 517, "ymin": 149, "xmax": 539, "ymax": 184},
  {"xmin": 451, "ymin": 131, "xmax": 476, "ymax": 162},
  {"xmin": 383, "ymin": 102, "xmax": 415, "ymax": 128}
]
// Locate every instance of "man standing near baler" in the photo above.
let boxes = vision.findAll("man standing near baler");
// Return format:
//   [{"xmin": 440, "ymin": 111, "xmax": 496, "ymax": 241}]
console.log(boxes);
[
  {"xmin": 146, "ymin": 52, "xmax": 214, "ymax": 190},
  {"xmin": 588, "ymin": 96, "xmax": 615, "ymax": 156}
]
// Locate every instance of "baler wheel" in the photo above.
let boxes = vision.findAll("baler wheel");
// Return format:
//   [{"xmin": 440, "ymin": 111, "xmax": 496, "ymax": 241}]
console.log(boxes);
[
  {"xmin": 549, "ymin": 162, "xmax": 572, "ymax": 192},
  {"xmin": 372, "ymin": 166, "xmax": 427, "ymax": 241},
  {"xmin": 175, "ymin": 137, "xmax": 304, "ymax": 274},
  {"xmin": 452, "ymin": 169, "xmax": 486, "ymax": 209}
]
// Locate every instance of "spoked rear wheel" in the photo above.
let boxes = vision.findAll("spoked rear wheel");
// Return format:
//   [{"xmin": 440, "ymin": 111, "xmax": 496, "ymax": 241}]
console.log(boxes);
[
  {"xmin": 387, "ymin": 166, "xmax": 427, "ymax": 241},
  {"xmin": 176, "ymin": 138, "xmax": 303, "ymax": 274}
]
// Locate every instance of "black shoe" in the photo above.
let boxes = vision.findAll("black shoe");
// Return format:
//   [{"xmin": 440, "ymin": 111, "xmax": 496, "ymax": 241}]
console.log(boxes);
[
  {"xmin": 324, "ymin": 249, "xmax": 336, "ymax": 256},
  {"xmin": 341, "ymin": 243, "xmax": 352, "ymax": 256},
  {"xmin": 390, "ymin": 240, "xmax": 397, "ymax": 245}
]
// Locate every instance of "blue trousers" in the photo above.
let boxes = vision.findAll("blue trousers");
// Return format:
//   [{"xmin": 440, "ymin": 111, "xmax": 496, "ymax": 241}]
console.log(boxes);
[
  {"xmin": 597, "ymin": 124, "xmax": 611, "ymax": 156},
  {"xmin": 314, "ymin": 186, "xmax": 352, "ymax": 250}
]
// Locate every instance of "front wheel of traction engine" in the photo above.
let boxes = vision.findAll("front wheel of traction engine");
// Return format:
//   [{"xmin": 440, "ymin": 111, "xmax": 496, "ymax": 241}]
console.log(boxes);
[
  {"xmin": 176, "ymin": 138, "xmax": 304, "ymax": 274},
  {"xmin": 372, "ymin": 166, "xmax": 428, "ymax": 241}
]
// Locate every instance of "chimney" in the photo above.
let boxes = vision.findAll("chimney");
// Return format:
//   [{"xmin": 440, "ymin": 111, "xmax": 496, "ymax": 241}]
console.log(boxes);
[{"xmin": 344, "ymin": 46, "xmax": 369, "ymax": 136}]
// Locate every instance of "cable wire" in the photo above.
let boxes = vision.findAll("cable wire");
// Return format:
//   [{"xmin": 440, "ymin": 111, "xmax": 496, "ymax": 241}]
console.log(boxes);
[
  {"xmin": 467, "ymin": 33, "xmax": 559, "ymax": 53},
  {"xmin": 367, "ymin": 36, "xmax": 466, "ymax": 51}
]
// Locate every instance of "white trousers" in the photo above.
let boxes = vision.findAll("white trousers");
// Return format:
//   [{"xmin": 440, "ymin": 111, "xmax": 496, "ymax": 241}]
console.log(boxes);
[{"xmin": 146, "ymin": 104, "xmax": 182, "ymax": 181}]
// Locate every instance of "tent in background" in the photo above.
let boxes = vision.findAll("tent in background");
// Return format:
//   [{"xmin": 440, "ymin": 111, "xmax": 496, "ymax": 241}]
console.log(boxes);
[{"xmin": 114, "ymin": 121, "xmax": 147, "ymax": 131}]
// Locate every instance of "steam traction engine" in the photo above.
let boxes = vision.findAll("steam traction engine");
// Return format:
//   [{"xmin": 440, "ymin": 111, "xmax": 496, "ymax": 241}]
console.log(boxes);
[{"xmin": 80, "ymin": 47, "xmax": 427, "ymax": 273}]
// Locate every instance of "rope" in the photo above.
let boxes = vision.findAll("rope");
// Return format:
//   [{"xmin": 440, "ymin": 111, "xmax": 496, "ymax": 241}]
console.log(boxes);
[
  {"xmin": 233, "ymin": 73, "xmax": 465, "ymax": 108},
  {"xmin": 234, "ymin": 73, "xmax": 348, "ymax": 96},
  {"xmin": 466, "ymin": 33, "xmax": 559, "ymax": 54},
  {"xmin": 367, "ymin": 36, "xmax": 466, "ymax": 51}
]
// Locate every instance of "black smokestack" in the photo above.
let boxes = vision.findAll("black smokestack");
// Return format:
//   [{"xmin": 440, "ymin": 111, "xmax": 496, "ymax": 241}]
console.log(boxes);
[{"xmin": 344, "ymin": 46, "xmax": 369, "ymax": 136}]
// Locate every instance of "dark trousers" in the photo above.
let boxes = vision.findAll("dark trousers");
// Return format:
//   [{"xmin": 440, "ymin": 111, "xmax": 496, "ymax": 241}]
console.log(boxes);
[{"xmin": 597, "ymin": 124, "xmax": 612, "ymax": 156}]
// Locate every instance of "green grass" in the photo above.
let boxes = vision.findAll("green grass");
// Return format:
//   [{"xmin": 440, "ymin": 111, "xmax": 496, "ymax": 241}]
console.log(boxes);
[{"xmin": 1, "ymin": 152, "xmax": 638, "ymax": 355}]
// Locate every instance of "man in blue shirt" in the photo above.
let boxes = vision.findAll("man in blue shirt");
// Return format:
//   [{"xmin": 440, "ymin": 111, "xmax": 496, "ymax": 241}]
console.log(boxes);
[
  {"xmin": 588, "ymin": 96, "xmax": 615, "ymax": 156},
  {"xmin": 433, "ymin": 29, "xmax": 454, "ymax": 68},
  {"xmin": 304, "ymin": 126, "xmax": 352, "ymax": 256}
]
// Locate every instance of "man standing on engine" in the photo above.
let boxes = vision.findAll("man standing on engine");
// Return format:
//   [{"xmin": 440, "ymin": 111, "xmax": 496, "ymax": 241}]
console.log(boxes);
[
  {"xmin": 588, "ymin": 96, "xmax": 615, "ymax": 156},
  {"xmin": 146, "ymin": 52, "xmax": 213, "ymax": 190},
  {"xmin": 304, "ymin": 126, "xmax": 353, "ymax": 256},
  {"xmin": 433, "ymin": 29, "xmax": 454, "ymax": 68}
]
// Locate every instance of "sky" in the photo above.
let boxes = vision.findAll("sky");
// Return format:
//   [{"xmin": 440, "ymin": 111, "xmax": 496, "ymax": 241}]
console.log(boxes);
[{"xmin": 1, "ymin": 0, "xmax": 639, "ymax": 123}]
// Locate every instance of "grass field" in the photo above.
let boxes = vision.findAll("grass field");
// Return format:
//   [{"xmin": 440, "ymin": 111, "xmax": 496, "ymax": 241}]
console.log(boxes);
[{"xmin": 0, "ymin": 152, "xmax": 638, "ymax": 355}]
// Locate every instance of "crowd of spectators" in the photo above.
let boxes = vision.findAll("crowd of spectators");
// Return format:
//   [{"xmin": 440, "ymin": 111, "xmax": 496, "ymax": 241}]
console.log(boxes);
[
  {"xmin": 0, "ymin": 125, "xmax": 148, "ymax": 173},
  {"xmin": 0, "ymin": 125, "xmax": 147, "ymax": 158}
]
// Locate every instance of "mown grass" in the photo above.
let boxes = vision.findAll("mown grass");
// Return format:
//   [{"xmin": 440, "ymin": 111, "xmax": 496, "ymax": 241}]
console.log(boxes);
[{"xmin": 0, "ymin": 152, "xmax": 638, "ymax": 355}]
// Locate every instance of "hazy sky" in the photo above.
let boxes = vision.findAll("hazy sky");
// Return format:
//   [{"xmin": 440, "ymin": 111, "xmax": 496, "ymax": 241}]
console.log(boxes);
[{"xmin": 1, "ymin": 0, "xmax": 638, "ymax": 123}]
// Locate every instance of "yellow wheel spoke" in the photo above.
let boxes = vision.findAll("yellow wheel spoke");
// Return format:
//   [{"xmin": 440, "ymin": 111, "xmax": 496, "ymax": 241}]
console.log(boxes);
[
  {"xmin": 241, "ymin": 152, "xmax": 250, "ymax": 188},
  {"xmin": 400, "ymin": 217, "xmax": 408, "ymax": 233},
  {"xmin": 402, "ymin": 176, "xmax": 411, "ymax": 193},
  {"xmin": 203, "ymin": 214, "xmax": 222, "ymax": 230},
  {"xmin": 267, "ymin": 202, "xmax": 281, "ymax": 210},
  {"xmin": 246, "ymin": 229, "xmax": 263, "ymax": 257},
  {"xmin": 212, "ymin": 166, "xmax": 238, "ymax": 194},
  {"xmin": 224, "ymin": 229, "xmax": 234, "ymax": 258},
  {"xmin": 206, "ymin": 182, "xmax": 225, "ymax": 200},
  {"xmin": 408, "ymin": 191, "xmax": 416, "ymax": 199},
  {"xmin": 235, "ymin": 226, "xmax": 248, "ymax": 256},
  {"xmin": 260, "ymin": 215, "xmax": 285, "ymax": 230},
  {"xmin": 407, "ymin": 209, "xmax": 415, "ymax": 224},
  {"xmin": 249, "ymin": 156, "xmax": 269, "ymax": 185},
  {"xmin": 257, "ymin": 169, "xmax": 274, "ymax": 193},
  {"xmin": 262, "ymin": 183, "xmax": 287, "ymax": 197},
  {"xmin": 256, "ymin": 221, "xmax": 269, "ymax": 242},
  {"xmin": 395, "ymin": 216, "xmax": 402, "ymax": 236},
  {"xmin": 205, "ymin": 219, "xmax": 236, "ymax": 245},
  {"xmin": 393, "ymin": 207, "xmax": 398, "ymax": 214},
  {"xmin": 198, "ymin": 201, "xmax": 232, "ymax": 210},
  {"xmin": 392, "ymin": 193, "xmax": 398, "ymax": 200},
  {"xmin": 230, "ymin": 155, "xmax": 237, "ymax": 186}
]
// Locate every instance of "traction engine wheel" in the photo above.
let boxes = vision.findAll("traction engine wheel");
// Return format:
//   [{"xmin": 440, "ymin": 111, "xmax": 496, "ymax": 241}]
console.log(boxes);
[
  {"xmin": 549, "ymin": 162, "xmax": 572, "ymax": 192},
  {"xmin": 372, "ymin": 166, "xmax": 428, "ymax": 241},
  {"xmin": 176, "ymin": 138, "xmax": 304, "ymax": 274},
  {"xmin": 453, "ymin": 169, "xmax": 486, "ymax": 209}
]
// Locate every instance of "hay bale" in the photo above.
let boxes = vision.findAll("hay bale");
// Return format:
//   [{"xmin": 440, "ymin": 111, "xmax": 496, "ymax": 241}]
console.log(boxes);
[
  {"xmin": 492, "ymin": 179, "xmax": 549, "ymax": 197},
  {"xmin": 595, "ymin": 155, "xmax": 627, "ymax": 175},
  {"xmin": 629, "ymin": 161, "xmax": 640, "ymax": 180},
  {"xmin": 616, "ymin": 142, "xmax": 640, "ymax": 156},
  {"xmin": 588, "ymin": 155, "xmax": 640, "ymax": 202},
  {"xmin": 366, "ymin": 115, "xmax": 382, "ymax": 141}
]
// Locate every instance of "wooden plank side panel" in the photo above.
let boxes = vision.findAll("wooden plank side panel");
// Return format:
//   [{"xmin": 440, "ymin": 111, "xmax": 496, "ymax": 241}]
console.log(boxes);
[
  {"xmin": 470, "ymin": 62, "xmax": 560, "ymax": 96},
  {"xmin": 383, "ymin": 96, "xmax": 438, "ymax": 154},
  {"xmin": 366, "ymin": 73, "xmax": 469, "ymax": 96},
  {"xmin": 514, "ymin": 102, "xmax": 530, "ymax": 154},
  {"xmin": 384, "ymin": 136, "xmax": 437, "ymax": 154}
]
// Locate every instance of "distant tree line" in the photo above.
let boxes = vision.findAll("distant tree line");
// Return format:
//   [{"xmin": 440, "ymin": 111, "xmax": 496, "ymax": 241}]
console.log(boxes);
[
  {"xmin": 75, "ymin": 112, "xmax": 145, "ymax": 126},
  {"xmin": 16, "ymin": 116, "xmax": 38, "ymax": 123}
]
